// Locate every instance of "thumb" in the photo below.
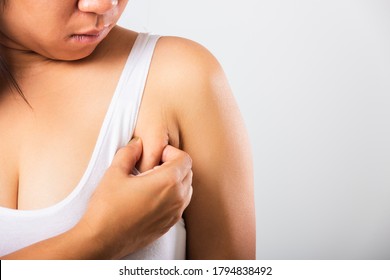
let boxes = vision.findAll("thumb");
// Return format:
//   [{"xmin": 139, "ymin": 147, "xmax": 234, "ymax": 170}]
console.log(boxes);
[{"xmin": 111, "ymin": 137, "xmax": 143, "ymax": 174}]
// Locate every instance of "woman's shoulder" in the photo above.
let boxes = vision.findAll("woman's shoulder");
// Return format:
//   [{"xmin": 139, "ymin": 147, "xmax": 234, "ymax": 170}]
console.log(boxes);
[
  {"xmin": 99, "ymin": 27, "xmax": 223, "ymax": 88},
  {"xmin": 104, "ymin": 27, "xmax": 233, "ymax": 131},
  {"xmin": 153, "ymin": 35, "xmax": 223, "ymax": 85},
  {"xmin": 149, "ymin": 34, "xmax": 228, "ymax": 112}
]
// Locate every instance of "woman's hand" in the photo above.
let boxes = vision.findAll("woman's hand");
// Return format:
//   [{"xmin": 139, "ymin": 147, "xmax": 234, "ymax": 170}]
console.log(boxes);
[
  {"xmin": 78, "ymin": 137, "xmax": 193, "ymax": 259},
  {"xmin": 1, "ymin": 137, "xmax": 192, "ymax": 260}
]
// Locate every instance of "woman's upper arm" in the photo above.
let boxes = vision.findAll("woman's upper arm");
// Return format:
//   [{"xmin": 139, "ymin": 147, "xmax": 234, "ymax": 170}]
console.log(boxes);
[{"xmin": 156, "ymin": 37, "xmax": 255, "ymax": 259}]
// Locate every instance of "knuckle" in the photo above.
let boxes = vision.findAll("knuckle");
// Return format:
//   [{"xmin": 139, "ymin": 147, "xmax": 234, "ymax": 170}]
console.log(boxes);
[
  {"xmin": 186, "ymin": 184, "xmax": 193, "ymax": 198},
  {"xmin": 182, "ymin": 153, "xmax": 192, "ymax": 169},
  {"xmin": 168, "ymin": 183, "xmax": 186, "ymax": 206},
  {"xmin": 166, "ymin": 166, "xmax": 181, "ymax": 186},
  {"xmin": 169, "ymin": 185, "xmax": 182, "ymax": 203}
]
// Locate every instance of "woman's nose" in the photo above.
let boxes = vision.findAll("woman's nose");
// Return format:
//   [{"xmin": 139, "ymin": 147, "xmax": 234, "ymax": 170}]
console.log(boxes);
[{"xmin": 78, "ymin": 0, "xmax": 118, "ymax": 15}]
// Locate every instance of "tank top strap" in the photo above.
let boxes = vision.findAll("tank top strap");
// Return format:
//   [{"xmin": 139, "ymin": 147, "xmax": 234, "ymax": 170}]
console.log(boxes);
[
  {"xmin": 110, "ymin": 32, "xmax": 161, "ymax": 148},
  {"xmin": 81, "ymin": 33, "xmax": 161, "ymax": 193},
  {"xmin": 116, "ymin": 33, "xmax": 159, "ymax": 147}
]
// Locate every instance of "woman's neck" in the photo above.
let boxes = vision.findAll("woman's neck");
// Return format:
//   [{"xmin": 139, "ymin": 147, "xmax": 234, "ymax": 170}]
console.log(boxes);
[{"xmin": 1, "ymin": 45, "xmax": 55, "ymax": 77}]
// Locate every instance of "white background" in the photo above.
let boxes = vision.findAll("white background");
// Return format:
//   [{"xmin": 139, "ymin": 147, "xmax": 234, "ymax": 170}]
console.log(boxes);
[{"xmin": 119, "ymin": 0, "xmax": 390, "ymax": 259}]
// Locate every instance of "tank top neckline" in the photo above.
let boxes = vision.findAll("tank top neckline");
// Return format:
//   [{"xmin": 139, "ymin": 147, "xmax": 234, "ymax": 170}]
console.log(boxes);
[{"xmin": 0, "ymin": 33, "xmax": 148, "ymax": 216}]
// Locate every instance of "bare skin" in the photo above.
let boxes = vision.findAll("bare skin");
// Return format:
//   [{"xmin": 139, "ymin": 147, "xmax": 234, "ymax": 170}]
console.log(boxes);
[{"xmin": 0, "ymin": 1, "xmax": 255, "ymax": 259}]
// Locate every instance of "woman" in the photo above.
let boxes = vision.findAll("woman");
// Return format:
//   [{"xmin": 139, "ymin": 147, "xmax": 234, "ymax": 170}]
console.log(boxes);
[{"xmin": 0, "ymin": 0, "xmax": 255, "ymax": 259}]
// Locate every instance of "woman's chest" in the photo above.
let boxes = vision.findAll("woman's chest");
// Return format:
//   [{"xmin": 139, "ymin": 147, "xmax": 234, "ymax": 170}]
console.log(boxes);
[
  {"xmin": 0, "ymin": 86, "xmax": 109, "ymax": 210},
  {"xmin": 0, "ymin": 84, "xmax": 178, "ymax": 211}
]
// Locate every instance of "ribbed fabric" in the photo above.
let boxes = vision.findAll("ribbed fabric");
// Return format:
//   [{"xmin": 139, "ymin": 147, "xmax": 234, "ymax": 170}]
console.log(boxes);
[{"xmin": 0, "ymin": 33, "xmax": 186, "ymax": 260}]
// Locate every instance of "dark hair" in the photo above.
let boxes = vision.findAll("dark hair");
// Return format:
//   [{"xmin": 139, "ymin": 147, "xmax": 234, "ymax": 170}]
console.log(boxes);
[
  {"xmin": 1, "ymin": 55, "xmax": 17, "ymax": 89},
  {"xmin": 1, "ymin": 1, "xmax": 30, "ymax": 105},
  {"xmin": 0, "ymin": 2, "xmax": 13, "ymax": 88},
  {"xmin": 0, "ymin": 54, "xmax": 29, "ymax": 104},
  {"xmin": 1, "ymin": 42, "xmax": 29, "ymax": 105}
]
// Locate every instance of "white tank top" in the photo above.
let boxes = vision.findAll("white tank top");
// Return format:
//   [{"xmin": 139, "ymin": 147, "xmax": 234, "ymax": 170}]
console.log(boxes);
[{"xmin": 0, "ymin": 33, "xmax": 186, "ymax": 259}]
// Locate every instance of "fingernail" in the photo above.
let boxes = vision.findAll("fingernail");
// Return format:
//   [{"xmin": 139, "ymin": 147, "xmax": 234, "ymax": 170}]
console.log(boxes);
[{"xmin": 129, "ymin": 137, "xmax": 141, "ymax": 144}]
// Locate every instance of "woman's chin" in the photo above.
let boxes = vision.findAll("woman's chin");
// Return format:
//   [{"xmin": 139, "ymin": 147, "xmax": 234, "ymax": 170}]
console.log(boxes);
[{"xmin": 45, "ymin": 46, "xmax": 98, "ymax": 62}]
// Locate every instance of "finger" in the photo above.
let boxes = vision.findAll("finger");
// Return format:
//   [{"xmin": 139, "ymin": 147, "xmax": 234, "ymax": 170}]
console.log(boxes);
[
  {"xmin": 182, "ymin": 170, "xmax": 193, "ymax": 190},
  {"xmin": 153, "ymin": 159, "xmax": 191, "ymax": 185},
  {"xmin": 184, "ymin": 185, "xmax": 193, "ymax": 209},
  {"xmin": 111, "ymin": 137, "xmax": 143, "ymax": 174},
  {"xmin": 181, "ymin": 170, "xmax": 193, "ymax": 209},
  {"xmin": 161, "ymin": 145, "xmax": 192, "ymax": 175},
  {"xmin": 137, "ymin": 163, "xmax": 193, "ymax": 207},
  {"xmin": 137, "ymin": 146, "xmax": 192, "ymax": 180}
]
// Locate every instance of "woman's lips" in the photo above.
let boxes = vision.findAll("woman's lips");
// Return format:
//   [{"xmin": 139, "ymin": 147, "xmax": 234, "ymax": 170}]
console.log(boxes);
[
  {"xmin": 71, "ymin": 34, "xmax": 100, "ymax": 43},
  {"xmin": 70, "ymin": 26, "xmax": 111, "ymax": 44}
]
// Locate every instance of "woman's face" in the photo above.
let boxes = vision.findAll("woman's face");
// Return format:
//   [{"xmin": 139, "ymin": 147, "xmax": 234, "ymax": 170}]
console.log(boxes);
[{"xmin": 0, "ymin": 0, "xmax": 128, "ymax": 60}]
